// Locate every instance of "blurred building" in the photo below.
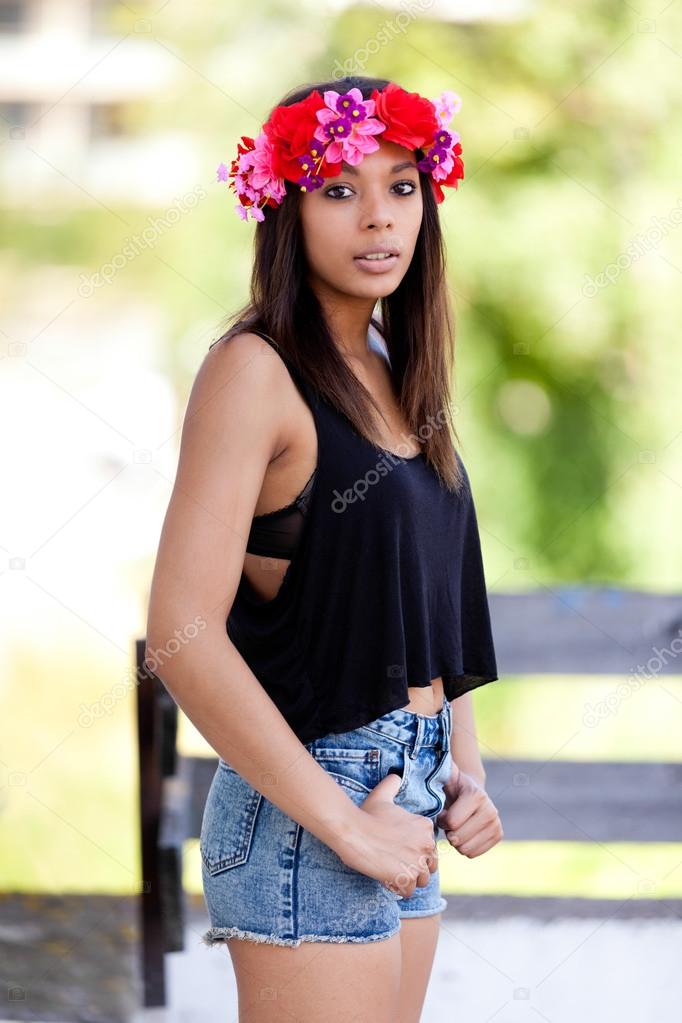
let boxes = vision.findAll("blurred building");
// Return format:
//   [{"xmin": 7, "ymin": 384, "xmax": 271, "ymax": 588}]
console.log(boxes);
[{"xmin": 0, "ymin": 0, "xmax": 193, "ymax": 205}]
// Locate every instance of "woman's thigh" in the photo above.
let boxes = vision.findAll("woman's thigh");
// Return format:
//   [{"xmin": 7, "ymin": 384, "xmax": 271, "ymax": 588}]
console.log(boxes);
[
  {"xmin": 226, "ymin": 932, "xmax": 402, "ymax": 1023},
  {"xmin": 398, "ymin": 914, "xmax": 442, "ymax": 1023}
]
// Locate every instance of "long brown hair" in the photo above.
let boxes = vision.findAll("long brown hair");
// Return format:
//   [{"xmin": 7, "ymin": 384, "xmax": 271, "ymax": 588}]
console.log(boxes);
[{"xmin": 210, "ymin": 74, "xmax": 464, "ymax": 492}]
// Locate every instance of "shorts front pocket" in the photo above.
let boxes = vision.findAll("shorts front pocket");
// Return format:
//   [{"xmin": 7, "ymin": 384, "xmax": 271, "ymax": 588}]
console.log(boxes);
[
  {"xmin": 200, "ymin": 761, "xmax": 263, "ymax": 877},
  {"xmin": 311, "ymin": 747, "xmax": 382, "ymax": 805}
]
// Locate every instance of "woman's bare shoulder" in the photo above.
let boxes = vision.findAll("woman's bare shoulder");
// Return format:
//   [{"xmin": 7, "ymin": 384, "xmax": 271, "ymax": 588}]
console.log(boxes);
[
  {"xmin": 193, "ymin": 329, "xmax": 291, "ymax": 407},
  {"xmin": 171, "ymin": 332, "xmax": 291, "ymax": 478},
  {"xmin": 202, "ymin": 329, "xmax": 284, "ymax": 379}
]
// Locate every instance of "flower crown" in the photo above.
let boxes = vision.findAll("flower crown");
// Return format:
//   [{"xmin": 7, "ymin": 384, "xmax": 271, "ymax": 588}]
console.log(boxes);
[{"xmin": 216, "ymin": 82, "xmax": 464, "ymax": 223}]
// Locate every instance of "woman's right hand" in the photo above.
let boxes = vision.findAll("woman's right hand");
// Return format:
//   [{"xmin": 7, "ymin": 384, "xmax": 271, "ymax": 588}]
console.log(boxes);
[{"xmin": 332, "ymin": 771, "xmax": 439, "ymax": 898}]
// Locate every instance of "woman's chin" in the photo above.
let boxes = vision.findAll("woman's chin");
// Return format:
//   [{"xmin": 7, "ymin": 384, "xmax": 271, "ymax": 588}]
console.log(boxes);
[{"xmin": 337, "ymin": 276, "xmax": 402, "ymax": 300}]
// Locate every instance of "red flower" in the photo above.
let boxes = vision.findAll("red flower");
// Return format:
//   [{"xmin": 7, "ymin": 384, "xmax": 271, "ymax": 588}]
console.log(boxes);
[
  {"xmin": 370, "ymin": 82, "xmax": 440, "ymax": 151},
  {"xmin": 263, "ymin": 90, "xmax": 341, "ymax": 183}
]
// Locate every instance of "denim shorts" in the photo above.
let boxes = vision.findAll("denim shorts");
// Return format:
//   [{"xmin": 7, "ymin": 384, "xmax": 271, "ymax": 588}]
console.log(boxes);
[{"xmin": 200, "ymin": 695, "xmax": 453, "ymax": 948}]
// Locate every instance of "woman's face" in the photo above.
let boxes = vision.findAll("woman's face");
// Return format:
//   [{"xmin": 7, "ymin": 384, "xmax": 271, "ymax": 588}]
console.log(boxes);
[{"xmin": 299, "ymin": 139, "xmax": 424, "ymax": 303}]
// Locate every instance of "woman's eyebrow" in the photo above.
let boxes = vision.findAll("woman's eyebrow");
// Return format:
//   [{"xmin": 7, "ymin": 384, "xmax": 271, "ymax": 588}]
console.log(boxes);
[{"xmin": 340, "ymin": 160, "xmax": 418, "ymax": 176}]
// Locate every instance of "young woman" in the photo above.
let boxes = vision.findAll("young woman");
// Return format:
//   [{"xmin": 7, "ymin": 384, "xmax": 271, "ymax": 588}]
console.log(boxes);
[{"xmin": 146, "ymin": 75, "xmax": 502, "ymax": 1023}]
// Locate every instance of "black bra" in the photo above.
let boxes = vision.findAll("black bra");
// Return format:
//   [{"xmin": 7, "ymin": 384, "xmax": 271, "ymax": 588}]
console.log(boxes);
[{"xmin": 246, "ymin": 466, "xmax": 316, "ymax": 559}]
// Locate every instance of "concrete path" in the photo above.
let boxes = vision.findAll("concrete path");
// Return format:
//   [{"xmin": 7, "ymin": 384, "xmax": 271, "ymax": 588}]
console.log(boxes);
[
  {"xmin": 2, "ymin": 893, "xmax": 680, "ymax": 1021},
  {"xmin": 131, "ymin": 896, "xmax": 682, "ymax": 1023}
]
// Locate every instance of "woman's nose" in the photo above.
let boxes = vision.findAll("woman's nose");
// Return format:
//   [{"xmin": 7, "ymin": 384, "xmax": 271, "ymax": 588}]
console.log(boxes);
[{"xmin": 358, "ymin": 193, "xmax": 394, "ymax": 230}]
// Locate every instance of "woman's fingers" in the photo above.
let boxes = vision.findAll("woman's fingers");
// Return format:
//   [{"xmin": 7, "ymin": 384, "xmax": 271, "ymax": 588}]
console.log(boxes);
[
  {"xmin": 446, "ymin": 815, "xmax": 503, "ymax": 857},
  {"xmin": 385, "ymin": 831, "xmax": 438, "ymax": 895}
]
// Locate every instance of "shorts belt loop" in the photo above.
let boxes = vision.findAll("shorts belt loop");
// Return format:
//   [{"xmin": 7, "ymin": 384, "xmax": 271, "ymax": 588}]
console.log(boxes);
[
  {"xmin": 442, "ymin": 699, "xmax": 451, "ymax": 750},
  {"xmin": 409, "ymin": 717, "xmax": 423, "ymax": 759}
]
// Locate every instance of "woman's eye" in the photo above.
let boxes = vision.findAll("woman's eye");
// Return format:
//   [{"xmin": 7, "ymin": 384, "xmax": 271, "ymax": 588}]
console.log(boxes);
[
  {"xmin": 324, "ymin": 181, "xmax": 417, "ymax": 200},
  {"xmin": 324, "ymin": 185, "xmax": 352, "ymax": 199},
  {"xmin": 393, "ymin": 180, "xmax": 417, "ymax": 196}
]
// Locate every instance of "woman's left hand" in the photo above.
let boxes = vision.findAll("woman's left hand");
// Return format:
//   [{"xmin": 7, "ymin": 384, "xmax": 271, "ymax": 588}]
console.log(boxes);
[{"xmin": 435, "ymin": 765, "xmax": 503, "ymax": 858}]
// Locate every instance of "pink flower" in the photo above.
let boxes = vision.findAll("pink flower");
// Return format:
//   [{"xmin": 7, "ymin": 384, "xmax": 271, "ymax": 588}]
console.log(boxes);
[
  {"xmin": 313, "ymin": 87, "xmax": 385, "ymax": 166},
  {"xmin": 237, "ymin": 131, "xmax": 286, "ymax": 201},
  {"xmin": 431, "ymin": 152, "xmax": 454, "ymax": 181},
  {"xmin": 429, "ymin": 130, "xmax": 461, "ymax": 181},
  {"xmin": 433, "ymin": 90, "xmax": 462, "ymax": 126}
]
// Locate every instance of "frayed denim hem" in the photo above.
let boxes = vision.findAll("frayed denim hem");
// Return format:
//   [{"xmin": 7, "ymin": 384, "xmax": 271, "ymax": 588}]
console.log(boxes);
[
  {"xmin": 398, "ymin": 896, "xmax": 447, "ymax": 919},
  {"xmin": 201, "ymin": 922, "xmax": 401, "ymax": 948}
]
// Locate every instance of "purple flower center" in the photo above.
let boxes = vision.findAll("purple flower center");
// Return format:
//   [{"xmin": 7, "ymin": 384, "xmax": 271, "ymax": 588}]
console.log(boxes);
[
  {"xmin": 334, "ymin": 92, "xmax": 367, "ymax": 121},
  {"xmin": 322, "ymin": 114, "xmax": 353, "ymax": 142},
  {"xmin": 296, "ymin": 145, "xmax": 327, "ymax": 191}
]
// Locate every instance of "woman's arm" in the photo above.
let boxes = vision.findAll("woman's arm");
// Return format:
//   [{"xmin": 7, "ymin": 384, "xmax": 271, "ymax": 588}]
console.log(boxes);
[
  {"xmin": 145, "ymin": 333, "xmax": 361, "ymax": 852},
  {"xmin": 446, "ymin": 690, "xmax": 486, "ymax": 790}
]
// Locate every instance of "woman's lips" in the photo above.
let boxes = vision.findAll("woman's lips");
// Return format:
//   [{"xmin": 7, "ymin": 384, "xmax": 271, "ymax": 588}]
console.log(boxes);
[{"xmin": 353, "ymin": 254, "xmax": 399, "ymax": 274}]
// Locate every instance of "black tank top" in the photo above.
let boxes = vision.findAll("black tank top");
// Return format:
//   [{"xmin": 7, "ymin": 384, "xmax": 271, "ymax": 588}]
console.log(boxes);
[{"xmin": 227, "ymin": 330, "xmax": 499, "ymax": 744}]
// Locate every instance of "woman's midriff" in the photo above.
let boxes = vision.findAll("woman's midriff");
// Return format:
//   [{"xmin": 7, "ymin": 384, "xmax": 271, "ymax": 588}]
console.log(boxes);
[{"xmin": 400, "ymin": 676, "xmax": 445, "ymax": 717}]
